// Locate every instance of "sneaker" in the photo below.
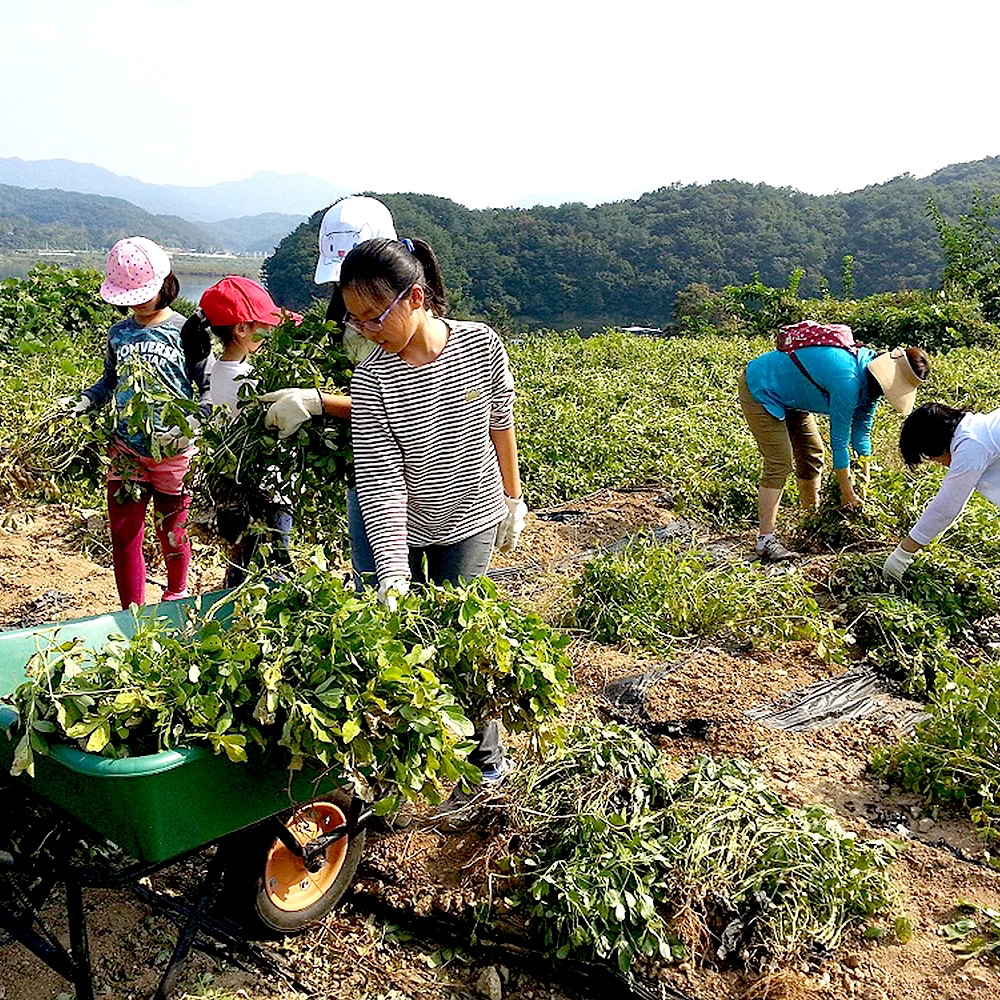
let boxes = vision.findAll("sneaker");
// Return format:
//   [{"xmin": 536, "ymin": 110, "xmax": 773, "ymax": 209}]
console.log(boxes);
[
  {"xmin": 479, "ymin": 758, "xmax": 512, "ymax": 785},
  {"xmin": 161, "ymin": 589, "xmax": 190, "ymax": 602},
  {"xmin": 755, "ymin": 536, "xmax": 797, "ymax": 562},
  {"xmin": 433, "ymin": 759, "xmax": 512, "ymax": 825}
]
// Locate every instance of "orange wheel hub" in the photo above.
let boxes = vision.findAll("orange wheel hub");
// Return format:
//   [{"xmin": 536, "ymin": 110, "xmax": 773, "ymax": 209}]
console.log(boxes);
[{"xmin": 263, "ymin": 801, "xmax": 349, "ymax": 912}]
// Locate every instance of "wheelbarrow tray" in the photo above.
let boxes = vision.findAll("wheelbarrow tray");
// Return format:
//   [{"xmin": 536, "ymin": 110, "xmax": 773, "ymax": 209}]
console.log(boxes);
[{"xmin": 0, "ymin": 592, "xmax": 342, "ymax": 865}]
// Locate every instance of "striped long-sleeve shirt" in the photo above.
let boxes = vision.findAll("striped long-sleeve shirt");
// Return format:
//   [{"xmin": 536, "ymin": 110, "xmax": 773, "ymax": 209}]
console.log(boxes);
[{"xmin": 351, "ymin": 319, "xmax": 515, "ymax": 582}]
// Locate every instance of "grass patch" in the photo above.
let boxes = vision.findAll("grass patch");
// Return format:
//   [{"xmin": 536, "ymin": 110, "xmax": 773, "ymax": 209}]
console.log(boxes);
[{"xmin": 569, "ymin": 540, "xmax": 838, "ymax": 658}]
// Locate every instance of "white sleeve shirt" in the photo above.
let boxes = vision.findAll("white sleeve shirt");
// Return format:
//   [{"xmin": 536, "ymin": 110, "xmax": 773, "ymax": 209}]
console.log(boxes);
[{"xmin": 910, "ymin": 410, "xmax": 1000, "ymax": 544}]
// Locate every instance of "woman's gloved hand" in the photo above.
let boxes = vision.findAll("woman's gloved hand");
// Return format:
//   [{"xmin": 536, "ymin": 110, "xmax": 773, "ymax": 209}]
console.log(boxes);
[
  {"xmin": 495, "ymin": 495, "xmax": 527, "ymax": 553},
  {"xmin": 377, "ymin": 577, "xmax": 410, "ymax": 612},
  {"xmin": 882, "ymin": 544, "xmax": 916, "ymax": 582},
  {"xmin": 259, "ymin": 389, "xmax": 324, "ymax": 439}
]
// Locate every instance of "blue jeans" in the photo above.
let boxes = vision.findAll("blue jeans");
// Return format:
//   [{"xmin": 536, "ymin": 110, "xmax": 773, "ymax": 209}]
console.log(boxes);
[
  {"xmin": 347, "ymin": 487, "xmax": 377, "ymax": 591},
  {"xmin": 223, "ymin": 503, "xmax": 293, "ymax": 588},
  {"xmin": 350, "ymin": 493, "xmax": 498, "ymax": 589},
  {"xmin": 407, "ymin": 524, "xmax": 498, "ymax": 586}
]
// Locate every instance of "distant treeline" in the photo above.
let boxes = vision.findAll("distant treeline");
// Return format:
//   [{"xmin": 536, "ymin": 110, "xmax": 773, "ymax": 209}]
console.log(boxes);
[
  {"xmin": 0, "ymin": 184, "xmax": 212, "ymax": 252},
  {"xmin": 264, "ymin": 157, "xmax": 1000, "ymax": 329},
  {"xmin": 0, "ymin": 185, "xmax": 302, "ymax": 255}
]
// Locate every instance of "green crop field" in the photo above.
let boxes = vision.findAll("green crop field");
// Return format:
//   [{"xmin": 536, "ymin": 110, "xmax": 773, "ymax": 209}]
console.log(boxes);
[{"xmin": 2, "ymin": 262, "xmax": 1000, "ymax": 989}]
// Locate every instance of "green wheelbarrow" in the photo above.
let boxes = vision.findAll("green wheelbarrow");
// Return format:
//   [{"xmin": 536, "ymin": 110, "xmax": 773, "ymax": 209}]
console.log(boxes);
[{"xmin": 0, "ymin": 592, "xmax": 369, "ymax": 999}]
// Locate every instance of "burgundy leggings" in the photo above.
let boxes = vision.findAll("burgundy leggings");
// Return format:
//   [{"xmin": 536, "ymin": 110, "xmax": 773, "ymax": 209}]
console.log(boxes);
[{"xmin": 107, "ymin": 484, "xmax": 191, "ymax": 608}]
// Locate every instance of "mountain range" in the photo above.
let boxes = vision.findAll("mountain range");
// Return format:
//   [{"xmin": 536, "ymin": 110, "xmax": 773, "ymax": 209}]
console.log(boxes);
[{"xmin": 0, "ymin": 158, "xmax": 349, "ymax": 223}]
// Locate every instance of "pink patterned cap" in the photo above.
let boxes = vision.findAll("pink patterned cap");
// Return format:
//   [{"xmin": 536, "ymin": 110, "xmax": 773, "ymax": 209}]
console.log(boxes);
[{"xmin": 100, "ymin": 237, "xmax": 172, "ymax": 306}]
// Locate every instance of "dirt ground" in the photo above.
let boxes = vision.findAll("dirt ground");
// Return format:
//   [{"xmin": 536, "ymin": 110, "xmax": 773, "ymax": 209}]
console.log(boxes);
[{"xmin": 2, "ymin": 492, "xmax": 1000, "ymax": 1000}]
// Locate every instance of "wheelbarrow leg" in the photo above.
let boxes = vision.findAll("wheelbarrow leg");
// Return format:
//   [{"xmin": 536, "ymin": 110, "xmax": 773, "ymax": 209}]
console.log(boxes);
[
  {"xmin": 65, "ymin": 878, "xmax": 95, "ymax": 1000},
  {"xmin": 152, "ymin": 847, "xmax": 227, "ymax": 1000}
]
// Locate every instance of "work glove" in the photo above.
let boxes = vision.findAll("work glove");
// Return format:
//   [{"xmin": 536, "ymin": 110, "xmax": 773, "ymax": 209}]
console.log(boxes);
[
  {"xmin": 377, "ymin": 577, "xmax": 410, "ymax": 612},
  {"xmin": 882, "ymin": 544, "xmax": 916, "ymax": 582},
  {"xmin": 57, "ymin": 394, "xmax": 94, "ymax": 416},
  {"xmin": 155, "ymin": 416, "xmax": 200, "ymax": 453},
  {"xmin": 260, "ymin": 388, "xmax": 324, "ymax": 440},
  {"xmin": 495, "ymin": 495, "xmax": 528, "ymax": 553}
]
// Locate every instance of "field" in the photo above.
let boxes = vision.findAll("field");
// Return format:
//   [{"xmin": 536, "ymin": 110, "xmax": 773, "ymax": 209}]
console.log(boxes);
[{"xmin": 2, "ymin": 270, "xmax": 1000, "ymax": 1000}]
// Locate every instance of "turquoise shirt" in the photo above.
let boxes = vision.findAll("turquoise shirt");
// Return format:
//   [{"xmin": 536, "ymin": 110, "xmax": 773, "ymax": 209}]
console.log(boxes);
[
  {"xmin": 745, "ymin": 345, "xmax": 879, "ymax": 469},
  {"xmin": 83, "ymin": 312, "xmax": 206, "ymax": 457}
]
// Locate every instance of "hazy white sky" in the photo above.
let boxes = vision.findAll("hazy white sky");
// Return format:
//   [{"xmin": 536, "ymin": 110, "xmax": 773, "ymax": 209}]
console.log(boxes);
[{"xmin": 2, "ymin": 0, "xmax": 997, "ymax": 209}]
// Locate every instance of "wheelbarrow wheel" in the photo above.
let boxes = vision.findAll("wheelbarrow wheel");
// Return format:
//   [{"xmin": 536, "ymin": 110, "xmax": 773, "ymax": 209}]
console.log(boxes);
[{"xmin": 217, "ymin": 789, "xmax": 365, "ymax": 937}]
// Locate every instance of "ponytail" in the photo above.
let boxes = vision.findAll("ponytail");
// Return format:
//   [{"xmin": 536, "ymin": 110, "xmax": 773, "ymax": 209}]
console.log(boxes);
[
  {"xmin": 180, "ymin": 309, "xmax": 212, "ymax": 373},
  {"xmin": 339, "ymin": 237, "xmax": 447, "ymax": 317},
  {"xmin": 406, "ymin": 239, "xmax": 447, "ymax": 316}
]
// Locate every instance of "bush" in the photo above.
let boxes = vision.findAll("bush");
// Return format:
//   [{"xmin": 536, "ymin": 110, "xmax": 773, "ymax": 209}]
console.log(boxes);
[
  {"xmin": 673, "ymin": 277, "xmax": 998, "ymax": 354},
  {"xmin": 0, "ymin": 265, "xmax": 115, "ymax": 356},
  {"xmin": 873, "ymin": 657, "xmax": 1000, "ymax": 838}
]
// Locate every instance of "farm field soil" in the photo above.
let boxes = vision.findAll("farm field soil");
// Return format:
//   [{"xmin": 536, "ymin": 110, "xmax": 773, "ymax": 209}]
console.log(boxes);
[{"xmin": 2, "ymin": 492, "xmax": 1000, "ymax": 1000}]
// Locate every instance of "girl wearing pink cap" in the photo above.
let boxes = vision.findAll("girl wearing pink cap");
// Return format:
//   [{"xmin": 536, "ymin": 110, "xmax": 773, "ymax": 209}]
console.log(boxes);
[{"xmin": 63, "ymin": 236, "xmax": 213, "ymax": 608}]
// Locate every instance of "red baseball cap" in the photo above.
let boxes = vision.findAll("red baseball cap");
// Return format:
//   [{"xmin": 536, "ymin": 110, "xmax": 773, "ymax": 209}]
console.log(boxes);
[{"xmin": 200, "ymin": 276, "xmax": 303, "ymax": 327}]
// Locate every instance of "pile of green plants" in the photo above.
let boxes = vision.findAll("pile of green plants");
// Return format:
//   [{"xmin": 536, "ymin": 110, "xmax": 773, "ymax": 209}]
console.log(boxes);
[
  {"xmin": 506, "ymin": 720, "xmax": 904, "ymax": 971},
  {"xmin": 194, "ymin": 310, "xmax": 354, "ymax": 544},
  {"xmin": 790, "ymin": 494, "xmax": 895, "ymax": 554},
  {"xmin": 827, "ymin": 549, "xmax": 996, "ymax": 698},
  {"xmin": 872, "ymin": 657, "xmax": 1000, "ymax": 840},
  {"xmin": 4, "ymin": 565, "xmax": 573, "ymax": 808},
  {"xmin": 569, "ymin": 539, "xmax": 839, "ymax": 658}
]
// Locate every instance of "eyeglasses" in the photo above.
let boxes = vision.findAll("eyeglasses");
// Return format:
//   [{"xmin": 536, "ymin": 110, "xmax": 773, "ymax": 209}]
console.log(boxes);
[{"xmin": 345, "ymin": 285, "xmax": 412, "ymax": 334}]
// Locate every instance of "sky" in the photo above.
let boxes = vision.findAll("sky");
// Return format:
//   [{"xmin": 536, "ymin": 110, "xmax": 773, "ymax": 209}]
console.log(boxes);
[{"xmin": 2, "ymin": 0, "xmax": 999, "ymax": 210}]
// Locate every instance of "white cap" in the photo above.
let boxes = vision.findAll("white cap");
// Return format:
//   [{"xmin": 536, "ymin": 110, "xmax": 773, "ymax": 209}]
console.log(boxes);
[{"xmin": 314, "ymin": 196, "xmax": 397, "ymax": 284}]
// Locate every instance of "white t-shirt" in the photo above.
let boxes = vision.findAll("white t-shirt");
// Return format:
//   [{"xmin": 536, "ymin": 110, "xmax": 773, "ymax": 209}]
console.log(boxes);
[
  {"xmin": 210, "ymin": 359, "xmax": 255, "ymax": 421},
  {"xmin": 910, "ymin": 410, "xmax": 1000, "ymax": 544}
]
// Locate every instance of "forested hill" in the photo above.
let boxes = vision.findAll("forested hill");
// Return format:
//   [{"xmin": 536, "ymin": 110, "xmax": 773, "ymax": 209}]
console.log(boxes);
[
  {"xmin": 0, "ymin": 184, "xmax": 213, "ymax": 252},
  {"xmin": 263, "ymin": 157, "xmax": 1000, "ymax": 328}
]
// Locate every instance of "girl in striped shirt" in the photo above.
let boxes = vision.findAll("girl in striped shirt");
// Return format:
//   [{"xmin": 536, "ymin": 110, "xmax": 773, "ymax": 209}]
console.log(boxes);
[
  {"xmin": 339, "ymin": 237, "xmax": 526, "ymax": 599},
  {"xmin": 339, "ymin": 236, "xmax": 527, "ymax": 790}
]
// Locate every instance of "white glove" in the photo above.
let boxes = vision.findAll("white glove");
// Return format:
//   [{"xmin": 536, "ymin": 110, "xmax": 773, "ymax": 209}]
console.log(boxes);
[
  {"xmin": 155, "ymin": 416, "xmax": 200, "ymax": 452},
  {"xmin": 377, "ymin": 577, "xmax": 410, "ymax": 611},
  {"xmin": 58, "ymin": 394, "xmax": 93, "ymax": 416},
  {"xmin": 495, "ymin": 495, "xmax": 527, "ymax": 553},
  {"xmin": 260, "ymin": 388, "xmax": 324, "ymax": 440},
  {"xmin": 882, "ymin": 544, "xmax": 916, "ymax": 582}
]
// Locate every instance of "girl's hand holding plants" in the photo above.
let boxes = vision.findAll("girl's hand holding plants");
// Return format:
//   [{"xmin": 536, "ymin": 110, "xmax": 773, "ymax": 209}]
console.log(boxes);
[
  {"xmin": 57, "ymin": 394, "xmax": 94, "ymax": 416},
  {"xmin": 155, "ymin": 415, "xmax": 200, "ymax": 452},
  {"xmin": 377, "ymin": 577, "xmax": 409, "ymax": 611}
]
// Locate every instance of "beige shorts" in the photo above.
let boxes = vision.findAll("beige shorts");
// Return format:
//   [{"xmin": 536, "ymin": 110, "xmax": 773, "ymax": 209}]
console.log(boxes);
[{"xmin": 738, "ymin": 371, "xmax": 824, "ymax": 490}]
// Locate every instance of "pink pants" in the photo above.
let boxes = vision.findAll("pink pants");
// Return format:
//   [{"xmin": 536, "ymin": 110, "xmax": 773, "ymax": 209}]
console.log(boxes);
[{"xmin": 107, "ymin": 483, "xmax": 191, "ymax": 609}]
